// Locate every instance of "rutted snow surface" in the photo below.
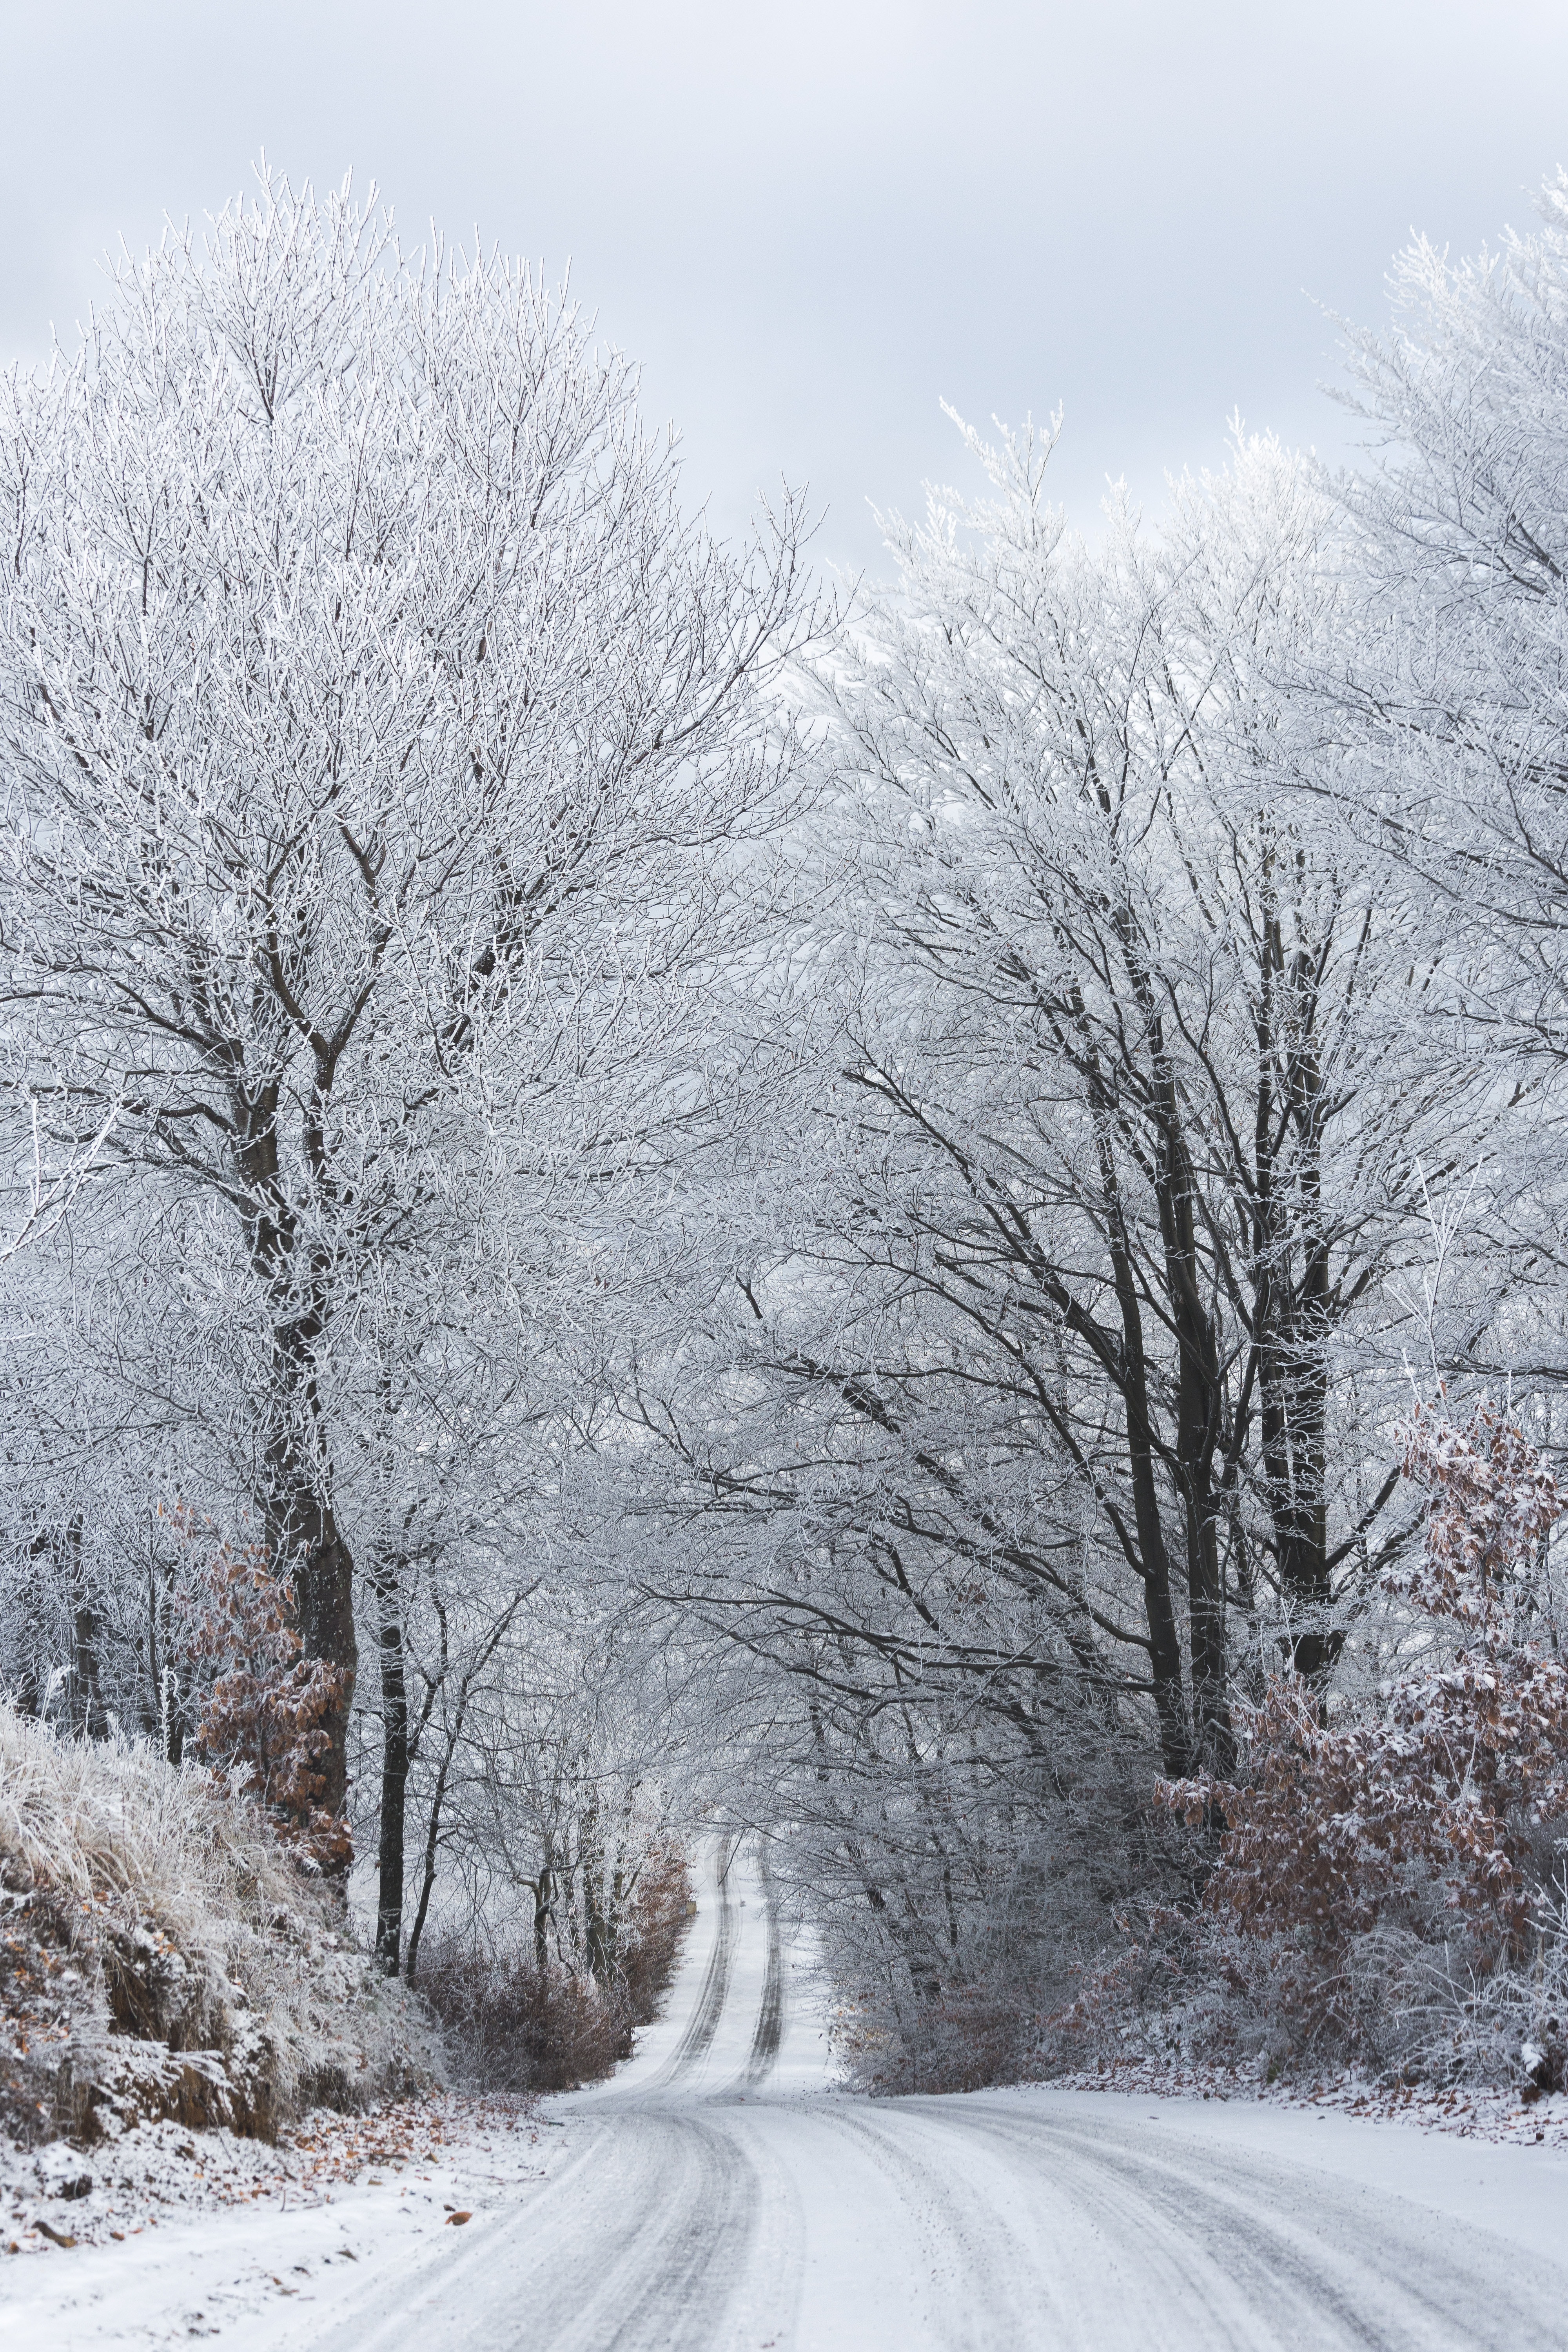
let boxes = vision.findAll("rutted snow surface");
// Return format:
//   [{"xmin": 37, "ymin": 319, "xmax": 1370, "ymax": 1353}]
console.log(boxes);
[{"xmin": 7, "ymin": 1842, "xmax": 1568, "ymax": 2350}]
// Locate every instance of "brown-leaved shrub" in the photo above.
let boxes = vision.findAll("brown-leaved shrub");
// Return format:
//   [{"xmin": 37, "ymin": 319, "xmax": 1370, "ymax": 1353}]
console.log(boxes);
[
  {"xmin": 1148, "ymin": 1399, "xmax": 1568, "ymax": 2064},
  {"xmin": 416, "ymin": 1842, "xmax": 691, "ymax": 2094},
  {"xmin": 170, "ymin": 1506, "xmax": 351, "ymax": 1873}
]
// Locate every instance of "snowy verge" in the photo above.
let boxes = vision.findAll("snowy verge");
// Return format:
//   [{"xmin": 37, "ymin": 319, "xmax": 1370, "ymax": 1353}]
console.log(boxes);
[
  {"xmin": 0, "ymin": 2092, "xmax": 562, "ymax": 2349},
  {"xmin": 1044, "ymin": 2055, "xmax": 1568, "ymax": 2149},
  {"xmin": 1, "ymin": 2093, "xmax": 534, "ymax": 2257}
]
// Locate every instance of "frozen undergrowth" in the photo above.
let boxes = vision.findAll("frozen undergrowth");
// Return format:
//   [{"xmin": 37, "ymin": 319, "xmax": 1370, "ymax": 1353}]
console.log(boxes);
[{"xmin": 0, "ymin": 1706, "xmax": 442, "ymax": 2149}]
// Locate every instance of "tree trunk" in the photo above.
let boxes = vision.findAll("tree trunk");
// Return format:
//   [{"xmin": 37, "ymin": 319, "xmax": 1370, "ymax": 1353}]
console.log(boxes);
[
  {"xmin": 373, "ymin": 1560, "xmax": 410, "ymax": 1974},
  {"xmin": 403, "ymin": 1724, "xmax": 457, "ymax": 1988},
  {"xmin": 69, "ymin": 1601, "xmax": 107, "ymax": 1739},
  {"xmin": 532, "ymin": 1848, "xmax": 555, "ymax": 1973},
  {"xmin": 1093, "ymin": 1126, "xmax": 1194, "ymax": 1778},
  {"xmin": 65, "ymin": 1519, "xmax": 109, "ymax": 1741},
  {"xmin": 241, "ymin": 1085, "xmax": 359, "ymax": 1840},
  {"xmin": 1134, "ymin": 982, "xmax": 1233, "ymax": 1776},
  {"xmin": 401, "ymin": 1593, "xmax": 520, "ymax": 1981}
]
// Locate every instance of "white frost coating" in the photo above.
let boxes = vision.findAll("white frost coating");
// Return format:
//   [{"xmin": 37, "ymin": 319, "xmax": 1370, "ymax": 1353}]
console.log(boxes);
[{"xmin": 7, "ymin": 1840, "xmax": 1568, "ymax": 2351}]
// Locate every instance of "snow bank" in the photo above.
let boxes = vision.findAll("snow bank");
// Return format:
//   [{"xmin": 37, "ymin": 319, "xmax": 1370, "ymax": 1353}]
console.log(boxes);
[
  {"xmin": 0, "ymin": 1706, "xmax": 441, "ymax": 2150},
  {"xmin": 0, "ymin": 2093, "xmax": 555, "ymax": 2341}
]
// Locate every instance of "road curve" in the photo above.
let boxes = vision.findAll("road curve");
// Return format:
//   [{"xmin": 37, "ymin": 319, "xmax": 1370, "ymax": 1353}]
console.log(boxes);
[{"xmin": 296, "ymin": 1842, "xmax": 1568, "ymax": 2352}]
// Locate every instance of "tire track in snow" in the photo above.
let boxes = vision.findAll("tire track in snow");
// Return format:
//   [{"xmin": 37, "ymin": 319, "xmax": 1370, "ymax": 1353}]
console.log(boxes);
[
  {"xmin": 781, "ymin": 2088, "xmax": 1568, "ymax": 2350},
  {"xmin": 584, "ymin": 2116, "xmax": 758, "ymax": 2352},
  {"xmin": 296, "ymin": 2113, "xmax": 758, "ymax": 2352},
  {"xmin": 651, "ymin": 1836, "xmax": 738, "ymax": 2087},
  {"xmin": 740, "ymin": 1845, "xmax": 784, "ymax": 2089},
  {"xmin": 784, "ymin": 2098, "xmax": 1049, "ymax": 2348},
  {"xmin": 517, "ymin": 2114, "xmax": 758, "ymax": 2352},
  {"xmin": 892, "ymin": 2097, "xmax": 1568, "ymax": 2350}
]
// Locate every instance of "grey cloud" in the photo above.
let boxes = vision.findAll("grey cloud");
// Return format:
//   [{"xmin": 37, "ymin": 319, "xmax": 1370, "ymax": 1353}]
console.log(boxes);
[{"xmin": 2, "ymin": 0, "xmax": 1564, "ymax": 571}]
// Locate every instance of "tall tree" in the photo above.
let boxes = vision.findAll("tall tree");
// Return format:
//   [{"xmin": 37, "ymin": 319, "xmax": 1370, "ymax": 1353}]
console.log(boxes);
[
  {"xmin": 617, "ymin": 426, "xmax": 1515, "ymax": 2056},
  {"xmin": 1331, "ymin": 168, "xmax": 1568, "ymax": 1077},
  {"xmin": 0, "ymin": 171, "xmax": 814, "ymax": 1834},
  {"xmin": 666, "ymin": 428, "xmax": 1483, "ymax": 1774}
]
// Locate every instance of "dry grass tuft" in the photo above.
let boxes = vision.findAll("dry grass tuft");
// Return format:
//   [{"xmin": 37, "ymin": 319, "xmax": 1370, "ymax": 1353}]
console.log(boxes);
[{"xmin": 0, "ymin": 1706, "xmax": 441, "ymax": 2148}]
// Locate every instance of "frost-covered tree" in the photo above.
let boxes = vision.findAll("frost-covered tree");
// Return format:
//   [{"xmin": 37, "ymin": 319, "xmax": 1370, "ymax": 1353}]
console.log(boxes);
[
  {"xmin": 610, "ymin": 419, "xmax": 1547, "ymax": 2082},
  {"xmin": 0, "ymin": 170, "xmax": 815, "ymax": 1834},
  {"xmin": 1333, "ymin": 168, "xmax": 1568, "ymax": 1074},
  {"xmin": 670, "ymin": 429, "xmax": 1492, "ymax": 1752}
]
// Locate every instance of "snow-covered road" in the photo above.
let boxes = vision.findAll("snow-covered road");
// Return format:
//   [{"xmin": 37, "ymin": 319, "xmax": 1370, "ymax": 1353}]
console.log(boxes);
[{"xmin": 12, "ymin": 1840, "xmax": 1568, "ymax": 2349}]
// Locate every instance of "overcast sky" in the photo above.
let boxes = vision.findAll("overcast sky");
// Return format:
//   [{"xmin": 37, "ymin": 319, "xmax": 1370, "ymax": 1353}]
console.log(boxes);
[{"xmin": 2, "ymin": 1, "xmax": 1564, "ymax": 573}]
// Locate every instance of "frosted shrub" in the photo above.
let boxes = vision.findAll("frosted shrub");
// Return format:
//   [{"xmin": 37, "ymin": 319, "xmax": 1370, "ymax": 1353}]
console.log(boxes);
[
  {"xmin": 0, "ymin": 1706, "xmax": 438, "ymax": 2145},
  {"xmin": 416, "ymin": 1844, "xmax": 691, "ymax": 2093},
  {"xmin": 813, "ymin": 1737, "xmax": 1180, "ymax": 2094},
  {"xmin": 413, "ymin": 1944, "xmax": 632, "ymax": 2094},
  {"xmin": 1154, "ymin": 1401, "xmax": 1568, "ymax": 2068}
]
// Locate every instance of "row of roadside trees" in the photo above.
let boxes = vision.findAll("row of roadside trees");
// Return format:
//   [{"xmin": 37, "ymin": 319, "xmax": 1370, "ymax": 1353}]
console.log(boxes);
[{"xmin": 5, "ymin": 167, "xmax": 1568, "ymax": 2083}]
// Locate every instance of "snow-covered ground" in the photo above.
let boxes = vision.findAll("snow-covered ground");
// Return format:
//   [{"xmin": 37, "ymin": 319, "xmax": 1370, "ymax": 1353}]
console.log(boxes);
[{"xmin": 7, "ymin": 1842, "xmax": 1568, "ymax": 2350}]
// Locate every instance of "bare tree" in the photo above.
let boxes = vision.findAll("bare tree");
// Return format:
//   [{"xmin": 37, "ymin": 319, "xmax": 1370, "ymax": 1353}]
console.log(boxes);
[
  {"xmin": 0, "ymin": 169, "xmax": 816, "ymax": 1834},
  {"xmin": 1329, "ymin": 168, "xmax": 1568, "ymax": 1076},
  {"xmin": 653, "ymin": 429, "xmax": 1488, "ymax": 1765},
  {"xmin": 603, "ymin": 422, "xmax": 1538, "ymax": 2072}
]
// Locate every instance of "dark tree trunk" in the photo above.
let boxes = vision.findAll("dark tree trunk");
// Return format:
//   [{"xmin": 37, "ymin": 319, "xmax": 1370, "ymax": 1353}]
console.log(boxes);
[
  {"xmin": 373, "ymin": 1560, "xmax": 410, "ymax": 1974},
  {"xmin": 69, "ymin": 1602, "xmax": 108, "ymax": 1739},
  {"xmin": 532, "ymin": 1848, "xmax": 555, "ymax": 1973},
  {"xmin": 1093, "ymin": 1126, "xmax": 1194, "ymax": 1779},
  {"xmin": 405, "ymin": 1592, "xmax": 521, "ymax": 1984},
  {"xmin": 1138, "ymin": 993, "xmax": 1234, "ymax": 1779},
  {"xmin": 1281, "ymin": 1014, "xmax": 1336, "ymax": 1682},
  {"xmin": 582, "ymin": 1793, "xmax": 613, "ymax": 1985},
  {"xmin": 1167, "ymin": 1247, "xmax": 1232, "ymax": 1774},
  {"xmin": 136, "ymin": 1555, "xmax": 161, "ymax": 1742},
  {"xmin": 241, "ymin": 1081, "xmax": 359, "ymax": 1843},
  {"xmin": 65, "ymin": 1520, "xmax": 109, "ymax": 1741},
  {"xmin": 403, "ymin": 1736, "xmax": 451, "ymax": 1988}
]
